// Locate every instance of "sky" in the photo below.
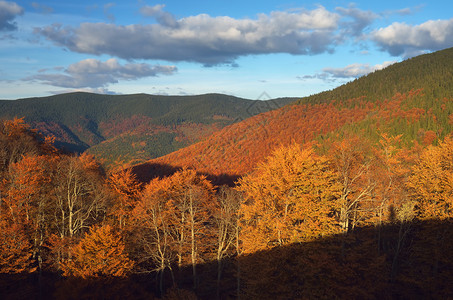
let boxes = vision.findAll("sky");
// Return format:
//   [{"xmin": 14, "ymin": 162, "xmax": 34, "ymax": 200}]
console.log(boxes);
[{"xmin": 1, "ymin": 1, "xmax": 453, "ymax": 100}]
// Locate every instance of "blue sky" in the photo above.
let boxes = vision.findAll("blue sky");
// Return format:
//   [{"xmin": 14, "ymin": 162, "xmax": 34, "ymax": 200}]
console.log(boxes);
[{"xmin": 1, "ymin": 1, "xmax": 452, "ymax": 100}]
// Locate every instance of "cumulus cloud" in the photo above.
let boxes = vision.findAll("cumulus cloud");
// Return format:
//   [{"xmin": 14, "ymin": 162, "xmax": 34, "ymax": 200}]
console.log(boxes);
[
  {"xmin": 39, "ymin": 4, "xmax": 448, "ymax": 64},
  {"xmin": 26, "ymin": 58, "xmax": 177, "ymax": 88},
  {"xmin": 34, "ymin": 6, "xmax": 349, "ymax": 65},
  {"xmin": 0, "ymin": 1, "xmax": 24, "ymax": 31},
  {"xmin": 372, "ymin": 18, "xmax": 453, "ymax": 58}
]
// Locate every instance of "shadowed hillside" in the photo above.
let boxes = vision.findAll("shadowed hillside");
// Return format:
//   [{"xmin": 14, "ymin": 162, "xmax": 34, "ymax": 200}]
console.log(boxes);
[
  {"xmin": 1, "ymin": 219, "xmax": 452, "ymax": 299},
  {"xmin": 2, "ymin": 116, "xmax": 453, "ymax": 300}
]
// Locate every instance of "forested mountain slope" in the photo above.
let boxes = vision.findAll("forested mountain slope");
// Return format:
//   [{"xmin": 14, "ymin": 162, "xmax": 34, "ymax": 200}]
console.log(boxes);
[
  {"xmin": 297, "ymin": 46, "xmax": 453, "ymax": 105},
  {"xmin": 0, "ymin": 93, "xmax": 295, "ymax": 166},
  {"xmin": 2, "ymin": 48, "xmax": 453, "ymax": 300},
  {"xmin": 137, "ymin": 47, "xmax": 453, "ymax": 182}
]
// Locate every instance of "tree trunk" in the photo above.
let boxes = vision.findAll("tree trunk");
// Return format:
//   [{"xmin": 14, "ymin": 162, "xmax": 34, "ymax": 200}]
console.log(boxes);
[
  {"xmin": 190, "ymin": 207, "xmax": 197, "ymax": 289},
  {"xmin": 159, "ymin": 260, "xmax": 165, "ymax": 297},
  {"xmin": 217, "ymin": 259, "xmax": 223, "ymax": 299}
]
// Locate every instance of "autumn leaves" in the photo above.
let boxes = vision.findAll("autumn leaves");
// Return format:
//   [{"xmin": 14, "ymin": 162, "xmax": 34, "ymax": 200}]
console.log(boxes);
[
  {"xmin": 60, "ymin": 225, "xmax": 133, "ymax": 278},
  {"xmin": 239, "ymin": 133, "xmax": 453, "ymax": 252},
  {"xmin": 407, "ymin": 137, "xmax": 453, "ymax": 219},
  {"xmin": 238, "ymin": 144, "xmax": 341, "ymax": 253},
  {"xmin": 2, "ymin": 117, "xmax": 453, "ymax": 298},
  {"xmin": 133, "ymin": 168, "xmax": 215, "ymax": 290}
]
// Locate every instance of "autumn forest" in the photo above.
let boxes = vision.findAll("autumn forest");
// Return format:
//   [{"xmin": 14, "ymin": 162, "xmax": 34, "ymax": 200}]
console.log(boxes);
[{"xmin": 2, "ymin": 48, "xmax": 453, "ymax": 299}]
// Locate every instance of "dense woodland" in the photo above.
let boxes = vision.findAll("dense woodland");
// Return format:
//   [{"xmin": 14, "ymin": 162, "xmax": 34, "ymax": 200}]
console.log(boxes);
[
  {"xmin": 0, "ymin": 93, "xmax": 294, "ymax": 167},
  {"xmin": 1, "ymin": 116, "xmax": 453, "ymax": 299},
  {"xmin": 144, "ymin": 47, "xmax": 453, "ymax": 179},
  {"xmin": 1, "ymin": 48, "xmax": 453, "ymax": 299}
]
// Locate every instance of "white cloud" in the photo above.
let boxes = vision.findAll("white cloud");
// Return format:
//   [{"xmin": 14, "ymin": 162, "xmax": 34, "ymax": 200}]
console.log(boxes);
[
  {"xmin": 49, "ymin": 87, "xmax": 120, "ymax": 95},
  {"xmin": 299, "ymin": 61, "xmax": 396, "ymax": 83},
  {"xmin": 0, "ymin": 1, "xmax": 23, "ymax": 31},
  {"xmin": 34, "ymin": 4, "xmax": 451, "ymax": 66},
  {"xmin": 34, "ymin": 6, "xmax": 348, "ymax": 65},
  {"xmin": 372, "ymin": 18, "xmax": 453, "ymax": 57},
  {"xmin": 26, "ymin": 58, "xmax": 177, "ymax": 89},
  {"xmin": 323, "ymin": 61, "xmax": 396, "ymax": 78}
]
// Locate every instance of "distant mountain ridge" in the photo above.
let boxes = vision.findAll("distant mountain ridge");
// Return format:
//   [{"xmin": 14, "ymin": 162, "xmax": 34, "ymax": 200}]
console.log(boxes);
[
  {"xmin": 135, "ymin": 47, "xmax": 453, "ymax": 183},
  {"xmin": 0, "ymin": 92, "xmax": 296, "ymax": 166},
  {"xmin": 3, "ymin": 47, "xmax": 453, "ymax": 174}
]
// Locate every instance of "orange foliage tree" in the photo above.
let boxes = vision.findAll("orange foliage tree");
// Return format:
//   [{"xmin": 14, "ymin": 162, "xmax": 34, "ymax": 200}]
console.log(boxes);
[
  {"xmin": 133, "ymin": 176, "xmax": 175, "ymax": 295},
  {"xmin": 0, "ymin": 220, "xmax": 35, "ymax": 274},
  {"xmin": 237, "ymin": 143, "xmax": 341, "ymax": 254},
  {"xmin": 60, "ymin": 225, "xmax": 133, "ymax": 278},
  {"xmin": 0, "ymin": 118, "xmax": 57, "ymax": 275},
  {"xmin": 0, "ymin": 117, "xmax": 55, "ymax": 172},
  {"xmin": 404, "ymin": 137, "xmax": 453, "ymax": 292},
  {"xmin": 134, "ymin": 168, "xmax": 214, "ymax": 289},
  {"xmin": 407, "ymin": 136, "xmax": 453, "ymax": 219},
  {"xmin": 107, "ymin": 168, "xmax": 141, "ymax": 230},
  {"xmin": 371, "ymin": 134, "xmax": 409, "ymax": 223},
  {"xmin": 3, "ymin": 155, "xmax": 55, "ymax": 273},
  {"xmin": 162, "ymin": 168, "xmax": 214, "ymax": 288},
  {"xmin": 3, "ymin": 155, "xmax": 51, "ymax": 229},
  {"xmin": 0, "ymin": 118, "xmax": 40, "ymax": 168},
  {"xmin": 326, "ymin": 136, "xmax": 378, "ymax": 232}
]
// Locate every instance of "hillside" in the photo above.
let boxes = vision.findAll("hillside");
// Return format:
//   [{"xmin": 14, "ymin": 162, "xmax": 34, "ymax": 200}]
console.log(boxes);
[
  {"xmin": 2, "ymin": 106, "xmax": 453, "ymax": 299},
  {"xmin": 0, "ymin": 93, "xmax": 295, "ymax": 166},
  {"xmin": 297, "ymin": 46, "xmax": 453, "ymax": 105},
  {"xmin": 3, "ymin": 48, "xmax": 453, "ymax": 300},
  {"xmin": 135, "ymin": 47, "xmax": 453, "ymax": 183}
]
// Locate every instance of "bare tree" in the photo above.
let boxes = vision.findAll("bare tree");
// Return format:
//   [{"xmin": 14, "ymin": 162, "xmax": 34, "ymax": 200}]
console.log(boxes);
[
  {"xmin": 134, "ymin": 184, "xmax": 175, "ymax": 296},
  {"xmin": 214, "ymin": 186, "xmax": 242, "ymax": 298},
  {"xmin": 52, "ymin": 154, "xmax": 105, "ymax": 239}
]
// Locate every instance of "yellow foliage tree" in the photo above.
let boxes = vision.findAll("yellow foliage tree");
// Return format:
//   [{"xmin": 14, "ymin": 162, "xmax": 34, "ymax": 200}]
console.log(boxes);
[
  {"xmin": 237, "ymin": 143, "xmax": 341, "ymax": 253},
  {"xmin": 132, "ymin": 168, "xmax": 215, "ymax": 290},
  {"xmin": 407, "ymin": 137, "xmax": 453, "ymax": 219}
]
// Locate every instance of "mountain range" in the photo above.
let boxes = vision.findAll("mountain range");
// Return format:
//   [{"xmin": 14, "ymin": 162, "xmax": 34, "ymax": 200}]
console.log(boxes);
[
  {"xmin": 0, "ymin": 92, "xmax": 295, "ymax": 167},
  {"xmin": 135, "ymin": 47, "xmax": 453, "ymax": 183},
  {"xmin": 2, "ymin": 46, "xmax": 453, "ymax": 300},
  {"xmin": 1, "ymin": 47, "xmax": 453, "ymax": 180}
]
